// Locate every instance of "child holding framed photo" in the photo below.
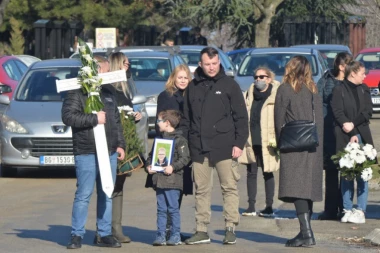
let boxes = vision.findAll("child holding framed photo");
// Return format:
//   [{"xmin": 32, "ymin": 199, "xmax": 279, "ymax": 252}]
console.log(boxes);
[{"xmin": 146, "ymin": 110, "xmax": 191, "ymax": 246}]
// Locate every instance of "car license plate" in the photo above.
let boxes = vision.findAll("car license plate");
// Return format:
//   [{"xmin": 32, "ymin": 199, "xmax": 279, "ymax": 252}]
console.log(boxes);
[
  {"xmin": 40, "ymin": 156, "xmax": 75, "ymax": 165},
  {"xmin": 372, "ymin": 97, "xmax": 380, "ymax": 104}
]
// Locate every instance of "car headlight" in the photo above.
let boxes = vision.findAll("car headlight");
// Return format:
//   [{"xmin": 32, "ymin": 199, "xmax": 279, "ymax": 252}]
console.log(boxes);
[
  {"xmin": 146, "ymin": 95, "xmax": 158, "ymax": 104},
  {"xmin": 1, "ymin": 115, "xmax": 28, "ymax": 133}
]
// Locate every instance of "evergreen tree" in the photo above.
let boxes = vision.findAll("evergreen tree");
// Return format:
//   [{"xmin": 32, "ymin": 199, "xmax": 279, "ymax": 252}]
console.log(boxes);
[{"xmin": 9, "ymin": 17, "xmax": 24, "ymax": 54}]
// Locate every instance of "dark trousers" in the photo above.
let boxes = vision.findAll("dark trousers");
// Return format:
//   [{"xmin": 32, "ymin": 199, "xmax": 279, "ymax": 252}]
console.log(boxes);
[
  {"xmin": 324, "ymin": 169, "xmax": 343, "ymax": 215},
  {"xmin": 246, "ymin": 146, "xmax": 275, "ymax": 209}
]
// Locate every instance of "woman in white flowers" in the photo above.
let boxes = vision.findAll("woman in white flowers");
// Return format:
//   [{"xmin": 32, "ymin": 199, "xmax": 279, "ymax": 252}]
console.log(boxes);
[
  {"xmin": 331, "ymin": 60, "xmax": 374, "ymax": 224},
  {"xmin": 106, "ymin": 53, "xmax": 142, "ymax": 243},
  {"xmin": 239, "ymin": 67, "xmax": 280, "ymax": 217}
]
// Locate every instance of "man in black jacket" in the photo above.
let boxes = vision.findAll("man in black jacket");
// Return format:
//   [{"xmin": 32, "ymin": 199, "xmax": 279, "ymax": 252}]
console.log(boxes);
[
  {"xmin": 182, "ymin": 47, "xmax": 248, "ymax": 245},
  {"xmin": 62, "ymin": 78, "xmax": 126, "ymax": 249},
  {"xmin": 188, "ymin": 27, "xmax": 208, "ymax": 46}
]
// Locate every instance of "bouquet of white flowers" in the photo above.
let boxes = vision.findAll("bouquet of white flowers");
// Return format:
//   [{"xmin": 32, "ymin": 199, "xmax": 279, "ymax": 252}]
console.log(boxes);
[
  {"xmin": 77, "ymin": 38, "xmax": 104, "ymax": 113},
  {"xmin": 331, "ymin": 142, "xmax": 377, "ymax": 181}
]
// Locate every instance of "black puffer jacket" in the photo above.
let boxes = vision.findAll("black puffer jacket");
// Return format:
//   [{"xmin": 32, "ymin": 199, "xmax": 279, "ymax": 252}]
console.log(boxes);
[
  {"xmin": 181, "ymin": 65, "xmax": 248, "ymax": 165},
  {"xmin": 62, "ymin": 84, "xmax": 126, "ymax": 155}
]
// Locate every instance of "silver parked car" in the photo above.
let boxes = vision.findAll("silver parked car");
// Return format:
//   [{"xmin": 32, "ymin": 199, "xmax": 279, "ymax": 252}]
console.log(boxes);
[
  {"xmin": 122, "ymin": 50, "xmax": 186, "ymax": 130},
  {"xmin": 0, "ymin": 59, "xmax": 148, "ymax": 177},
  {"xmin": 235, "ymin": 47, "xmax": 328, "ymax": 91},
  {"xmin": 176, "ymin": 45, "xmax": 237, "ymax": 76}
]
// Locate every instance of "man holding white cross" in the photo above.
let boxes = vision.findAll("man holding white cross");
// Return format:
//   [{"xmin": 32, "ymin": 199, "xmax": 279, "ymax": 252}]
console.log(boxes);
[{"xmin": 63, "ymin": 59, "xmax": 126, "ymax": 249}]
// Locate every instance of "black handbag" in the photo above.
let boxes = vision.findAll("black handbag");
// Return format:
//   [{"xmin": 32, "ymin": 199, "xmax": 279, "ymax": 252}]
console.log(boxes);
[{"xmin": 279, "ymin": 95, "xmax": 319, "ymax": 152}]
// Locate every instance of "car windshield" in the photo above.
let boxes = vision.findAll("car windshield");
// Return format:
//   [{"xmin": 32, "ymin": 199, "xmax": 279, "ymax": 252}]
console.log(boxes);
[
  {"xmin": 355, "ymin": 52, "xmax": 380, "ymax": 70},
  {"xmin": 318, "ymin": 50, "xmax": 349, "ymax": 69},
  {"xmin": 15, "ymin": 67, "xmax": 80, "ymax": 101},
  {"xmin": 179, "ymin": 51, "xmax": 199, "ymax": 66},
  {"xmin": 180, "ymin": 50, "xmax": 236, "ymax": 72},
  {"xmin": 128, "ymin": 58, "xmax": 171, "ymax": 81},
  {"xmin": 238, "ymin": 53, "xmax": 318, "ymax": 76}
]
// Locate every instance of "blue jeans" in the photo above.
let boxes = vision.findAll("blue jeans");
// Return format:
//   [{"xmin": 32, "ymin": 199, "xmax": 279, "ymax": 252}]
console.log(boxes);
[
  {"xmin": 71, "ymin": 152, "xmax": 117, "ymax": 237},
  {"xmin": 341, "ymin": 134, "xmax": 368, "ymax": 212},
  {"xmin": 156, "ymin": 188, "xmax": 180, "ymax": 235},
  {"xmin": 341, "ymin": 176, "xmax": 368, "ymax": 211}
]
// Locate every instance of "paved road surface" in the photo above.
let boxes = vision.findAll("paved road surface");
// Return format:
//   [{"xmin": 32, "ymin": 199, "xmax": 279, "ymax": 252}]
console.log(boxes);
[{"xmin": 1, "ymin": 116, "xmax": 380, "ymax": 252}]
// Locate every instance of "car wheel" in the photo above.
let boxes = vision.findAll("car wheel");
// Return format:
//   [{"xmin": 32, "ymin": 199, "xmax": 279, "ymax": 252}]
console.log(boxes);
[{"xmin": 0, "ymin": 165, "xmax": 17, "ymax": 177}]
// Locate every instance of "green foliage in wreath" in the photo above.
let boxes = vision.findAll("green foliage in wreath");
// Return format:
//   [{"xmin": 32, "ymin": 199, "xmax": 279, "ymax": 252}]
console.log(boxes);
[{"xmin": 118, "ymin": 111, "xmax": 144, "ymax": 166}]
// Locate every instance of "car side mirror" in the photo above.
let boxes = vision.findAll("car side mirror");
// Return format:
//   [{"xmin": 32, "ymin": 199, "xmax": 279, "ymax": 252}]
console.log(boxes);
[
  {"xmin": 0, "ymin": 94, "xmax": 10, "ymax": 105},
  {"xmin": 132, "ymin": 95, "xmax": 147, "ymax": 105},
  {"xmin": 225, "ymin": 70, "xmax": 235, "ymax": 77},
  {"xmin": 0, "ymin": 84, "xmax": 12, "ymax": 94}
]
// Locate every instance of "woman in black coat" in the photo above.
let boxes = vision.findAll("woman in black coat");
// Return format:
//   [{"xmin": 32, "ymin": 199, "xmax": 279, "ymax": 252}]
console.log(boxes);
[
  {"xmin": 330, "ymin": 60, "xmax": 373, "ymax": 224},
  {"xmin": 317, "ymin": 52, "xmax": 353, "ymax": 220}
]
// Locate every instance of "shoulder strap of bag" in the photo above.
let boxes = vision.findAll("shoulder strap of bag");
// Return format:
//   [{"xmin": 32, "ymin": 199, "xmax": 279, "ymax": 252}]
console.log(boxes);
[{"xmin": 312, "ymin": 94, "xmax": 315, "ymax": 123}]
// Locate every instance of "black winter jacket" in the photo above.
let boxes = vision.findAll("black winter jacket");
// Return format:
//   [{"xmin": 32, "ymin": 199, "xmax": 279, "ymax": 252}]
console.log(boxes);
[
  {"xmin": 62, "ymin": 84, "xmax": 126, "ymax": 155},
  {"xmin": 155, "ymin": 89, "xmax": 184, "ymax": 135},
  {"xmin": 181, "ymin": 66, "xmax": 248, "ymax": 165},
  {"xmin": 317, "ymin": 70, "xmax": 343, "ymax": 168},
  {"xmin": 146, "ymin": 129, "xmax": 191, "ymax": 191},
  {"xmin": 331, "ymin": 80, "xmax": 374, "ymax": 153}
]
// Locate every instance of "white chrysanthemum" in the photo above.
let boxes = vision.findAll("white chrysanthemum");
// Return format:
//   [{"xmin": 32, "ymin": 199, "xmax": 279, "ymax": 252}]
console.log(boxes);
[
  {"xmin": 345, "ymin": 142, "xmax": 360, "ymax": 152},
  {"xmin": 363, "ymin": 144, "xmax": 373, "ymax": 153},
  {"xmin": 364, "ymin": 149, "xmax": 376, "ymax": 160},
  {"xmin": 83, "ymin": 54, "xmax": 93, "ymax": 63},
  {"xmin": 79, "ymin": 46, "xmax": 86, "ymax": 53},
  {"xmin": 349, "ymin": 149, "xmax": 366, "ymax": 164},
  {"xmin": 339, "ymin": 154, "xmax": 354, "ymax": 168},
  {"xmin": 79, "ymin": 66, "xmax": 92, "ymax": 77},
  {"xmin": 371, "ymin": 148, "xmax": 377, "ymax": 158},
  {"xmin": 118, "ymin": 105, "xmax": 133, "ymax": 112},
  {"xmin": 361, "ymin": 167, "xmax": 373, "ymax": 181}
]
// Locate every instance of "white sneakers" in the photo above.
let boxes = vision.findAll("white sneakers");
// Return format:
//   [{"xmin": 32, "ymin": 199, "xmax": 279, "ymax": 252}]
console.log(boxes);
[
  {"xmin": 341, "ymin": 208, "xmax": 365, "ymax": 224},
  {"xmin": 347, "ymin": 209, "xmax": 366, "ymax": 224},
  {"xmin": 341, "ymin": 209, "xmax": 353, "ymax": 222},
  {"xmin": 242, "ymin": 210, "xmax": 257, "ymax": 216}
]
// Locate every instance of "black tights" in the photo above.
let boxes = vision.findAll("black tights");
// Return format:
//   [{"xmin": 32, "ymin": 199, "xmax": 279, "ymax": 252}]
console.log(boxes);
[
  {"xmin": 294, "ymin": 198, "xmax": 313, "ymax": 215},
  {"xmin": 246, "ymin": 146, "xmax": 275, "ymax": 209}
]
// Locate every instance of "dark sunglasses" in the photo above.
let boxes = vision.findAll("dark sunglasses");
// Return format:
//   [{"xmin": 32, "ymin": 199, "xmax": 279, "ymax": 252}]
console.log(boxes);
[
  {"xmin": 254, "ymin": 75, "xmax": 268, "ymax": 80},
  {"xmin": 123, "ymin": 61, "xmax": 131, "ymax": 66}
]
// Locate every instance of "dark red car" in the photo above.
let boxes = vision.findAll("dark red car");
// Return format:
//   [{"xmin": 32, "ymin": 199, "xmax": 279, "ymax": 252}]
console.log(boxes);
[
  {"xmin": 0, "ymin": 55, "xmax": 28, "ymax": 99},
  {"xmin": 355, "ymin": 47, "xmax": 380, "ymax": 112}
]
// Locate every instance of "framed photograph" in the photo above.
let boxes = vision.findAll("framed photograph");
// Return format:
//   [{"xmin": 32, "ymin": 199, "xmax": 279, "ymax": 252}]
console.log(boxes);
[{"xmin": 151, "ymin": 138, "xmax": 175, "ymax": 172}]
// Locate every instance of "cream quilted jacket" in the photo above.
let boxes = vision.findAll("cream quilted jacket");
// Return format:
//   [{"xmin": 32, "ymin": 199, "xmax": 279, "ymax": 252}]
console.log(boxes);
[{"xmin": 238, "ymin": 81, "xmax": 280, "ymax": 172}]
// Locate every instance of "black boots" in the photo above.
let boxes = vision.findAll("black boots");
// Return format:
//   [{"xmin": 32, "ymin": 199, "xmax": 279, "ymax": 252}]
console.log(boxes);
[{"xmin": 285, "ymin": 213, "xmax": 316, "ymax": 247}]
